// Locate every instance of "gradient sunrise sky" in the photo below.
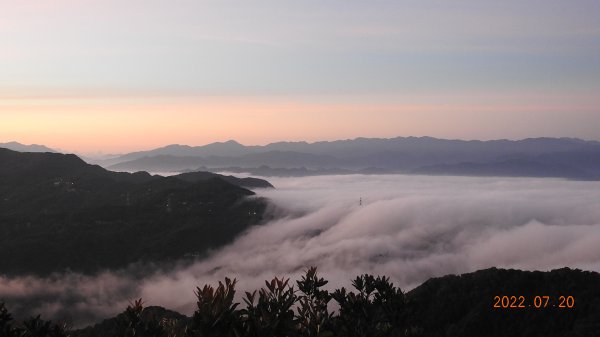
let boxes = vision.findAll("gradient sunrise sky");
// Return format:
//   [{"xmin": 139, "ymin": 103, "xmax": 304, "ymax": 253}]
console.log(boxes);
[{"xmin": 2, "ymin": 0, "xmax": 600, "ymax": 154}]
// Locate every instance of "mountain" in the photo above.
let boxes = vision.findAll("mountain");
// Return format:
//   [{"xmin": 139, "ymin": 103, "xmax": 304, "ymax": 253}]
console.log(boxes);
[
  {"xmin": 0, "ymin": 141, "xmax": 56, "ymax": 153},
  {"xmin": 414, "ymin": 158, "xmax": 599, "ymax": 180},
  {"xmin": 0, "ymin": 148, "xmax": 270, "ymax": 275},
  {"xmin": 174, "ymin": 171, "xmax": 273, "ymax": 188},
  {"xmin": 413, "ymin": 150, "xmax": 600, "ymax": 180},
  {"xmin": 108, "ymin": 151, "xmax": 338, "ymax": 172},
  {"xmin": 104, "ymin": 137, "xmax": 600, "ymax": 180},
  {"xmin": 208, "ymin": 165, "xmax": 355, "ymax": 177},
  {"xmin": 115, "ymin": 140, "xmax": 251, "ymax": 162},
  {"xmin": 85, "ymin": 140, "xmax": 251, "ymax": 167},
  {"xmin": 110, "ymin": 137, "xmax": 600, "ymax": 161},
  {"xmin": 407, "ymin": 267, "xmax": 600, "ymax": 336}
]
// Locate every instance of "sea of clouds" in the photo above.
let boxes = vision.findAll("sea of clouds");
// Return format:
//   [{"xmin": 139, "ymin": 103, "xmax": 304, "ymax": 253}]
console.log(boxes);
[{"xmin": 2, "ymin": 174, "xmax": 600, "ymax": 326}]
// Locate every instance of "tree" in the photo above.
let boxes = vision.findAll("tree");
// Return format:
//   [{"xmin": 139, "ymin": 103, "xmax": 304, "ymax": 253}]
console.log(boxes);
[
  {"xmin": 241, "ymin": 277, "xmax": 297, "ymax": 337},
  {"xmin": 331, "ymin": 275, "xmax": 408, "ymax": 337},
  {"xmin": 0, "ymin": 302, "xmax": 70, "ymax": 337},
  {"xmin": 117, "ymin": 299, "xmax": 165, "ymax": 337},
  {"xmin": 188, "ymin": 278, "xmax": 241, "ymax": 337},
  {"xmin": 1, "ymin": 302, "xmax": 16, "ymax": 337},
  {"xmin": 296, "ymin": 267, "xmax": 334, "ymax": 337}
]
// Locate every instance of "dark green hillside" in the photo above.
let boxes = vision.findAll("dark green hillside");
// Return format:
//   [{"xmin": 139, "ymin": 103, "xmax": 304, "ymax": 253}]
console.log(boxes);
[
  {"xmin": 174, "ymin": 171, "xmax": 274, "ymax": 189},
  {"xmin": 0, "ymin": 148, "xmax": 269, "ymax": 275},
  {"xmin": 407, "ymin": 267, "xmax": 600, "ymax": 336}
]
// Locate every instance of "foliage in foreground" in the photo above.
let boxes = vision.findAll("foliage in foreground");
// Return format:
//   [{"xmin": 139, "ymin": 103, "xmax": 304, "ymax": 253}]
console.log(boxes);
[
  {"xmin": 170, "ymin": 267, "xmax": 410, "ymax": 337},
  {"xmin": 4, "ymin": 267, "xmax": 600, "ymax": 337},
  {"xmin": 2, "ymin": 267, "xmax": 410, "ymax": 337},
  {"xmin": 0, "ymin": 302, "xmax": 69, "ymax": 337}
]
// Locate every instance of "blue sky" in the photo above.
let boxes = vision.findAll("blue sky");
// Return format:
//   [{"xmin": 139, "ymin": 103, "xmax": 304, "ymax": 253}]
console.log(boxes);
[{"xmin": 1, "ymin": 0, "xmax": 600, "ymax": 152}]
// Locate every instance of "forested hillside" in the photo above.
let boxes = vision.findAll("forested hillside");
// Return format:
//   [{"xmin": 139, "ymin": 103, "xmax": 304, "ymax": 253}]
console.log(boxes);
[{"xmin": 0, "ymin": 148, "xmax": 269, "ymax": 275}]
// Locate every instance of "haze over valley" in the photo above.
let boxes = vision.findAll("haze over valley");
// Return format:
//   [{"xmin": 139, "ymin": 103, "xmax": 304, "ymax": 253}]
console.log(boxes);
[{"xmin": 0, "ymin": 145, "xmax": 599, "ymax": 330}]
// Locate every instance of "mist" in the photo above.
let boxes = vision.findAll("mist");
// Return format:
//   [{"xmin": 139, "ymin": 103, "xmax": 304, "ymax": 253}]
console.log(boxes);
[{"xmin": 2, "ymin": 174, "xmax": 600, "ymax": 326}]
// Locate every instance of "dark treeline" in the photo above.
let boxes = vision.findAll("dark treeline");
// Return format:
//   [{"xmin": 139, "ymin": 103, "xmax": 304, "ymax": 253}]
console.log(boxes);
[
  {"xmin": 1, "ymin": 303, "xmax": 69, "ymax": 337},
  {"xmin": 2, "ymin": 267, "xmax": 600, "ymax": 337}
]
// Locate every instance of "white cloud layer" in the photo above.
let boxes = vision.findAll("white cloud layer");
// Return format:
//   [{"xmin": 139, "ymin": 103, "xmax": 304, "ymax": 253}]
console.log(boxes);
[{"xmin": 2, "ymin": 174, "xmax": 600, "ymax": 326}]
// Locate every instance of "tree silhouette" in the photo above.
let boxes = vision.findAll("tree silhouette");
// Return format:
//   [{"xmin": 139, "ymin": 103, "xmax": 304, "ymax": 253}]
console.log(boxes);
[
  {"xmin": 296, "ymin": 267, "xmax": 334, "ymax": 337},
  {"xmin": 117, "ymin": 299, "xmax": 165, "ymax": 337},
  {"xmin": 188, "ymin": 278, "xmax": 240, "ymax": 337},
  {"xmin": 331, "ymin": 274, "xmax": 408, "ymax": 337},
  {"xmin": 241, "ymin": 277, "xmax": 297, "ymax": 337}
]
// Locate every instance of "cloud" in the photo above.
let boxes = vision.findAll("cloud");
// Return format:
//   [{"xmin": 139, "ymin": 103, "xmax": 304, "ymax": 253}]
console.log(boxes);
[
  {"xmin": 0, "ymin": 271, "xmax": 136, "ymax": 327},
  {"xmin": 1, "ymin": 174, "xmax": 600, "ymax": 326}
]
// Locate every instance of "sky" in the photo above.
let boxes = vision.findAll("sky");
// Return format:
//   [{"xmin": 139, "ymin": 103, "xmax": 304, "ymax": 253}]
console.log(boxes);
[{"xmin": 1, "ymin": 0, "xmax": 600, "ymax": 154}]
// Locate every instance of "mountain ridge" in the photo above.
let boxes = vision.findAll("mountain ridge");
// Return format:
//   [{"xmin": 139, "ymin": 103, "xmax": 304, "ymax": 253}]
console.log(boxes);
[
  {"xmin": 0, "ymin": 148, "xmax": 271, "ymax": 275},
  {"xmin": 0, "ymin": 141, "xmax": 56, "ymax": 153},
  {"xmin": 105, "ymin": 136, "xmax": 600, "ymax": 162},
  {"xmin": 101, "ymin": 137, "xmax": 600, "ymax": 180}
]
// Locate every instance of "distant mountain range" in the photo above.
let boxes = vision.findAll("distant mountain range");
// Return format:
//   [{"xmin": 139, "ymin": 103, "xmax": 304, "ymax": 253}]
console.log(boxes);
[
  {"xmin": 0, "ymin": 148, "xmax": 271, "ymax": 275},
  {"xmin": 5, "ymin": 137, "xmax": 600, "ymax": 180},
  {"xmin": 0, "ymin": 141, "xmax": 56, "ymax": 153},
  {"xmin": 99, "ymin": 137, "xmax": 600, "ymax": 180}
]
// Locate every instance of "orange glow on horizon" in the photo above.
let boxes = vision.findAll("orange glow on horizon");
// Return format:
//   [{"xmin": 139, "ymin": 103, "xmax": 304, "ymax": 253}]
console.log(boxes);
[{"xmin": 2, "ymin": 95, "xmax": 598, "ymax": 154}]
